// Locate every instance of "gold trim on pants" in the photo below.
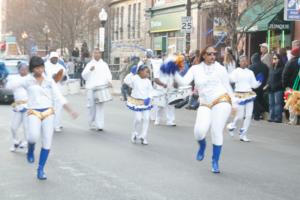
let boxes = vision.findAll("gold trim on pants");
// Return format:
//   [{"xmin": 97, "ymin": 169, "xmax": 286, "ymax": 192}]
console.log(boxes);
[
  {"xmin": 201, "ymin": 93, "xmax": 232, "ymax": 109},
  {"xmin": 27, "ymin": 108, "xmax": 55, "ymax": 120}
]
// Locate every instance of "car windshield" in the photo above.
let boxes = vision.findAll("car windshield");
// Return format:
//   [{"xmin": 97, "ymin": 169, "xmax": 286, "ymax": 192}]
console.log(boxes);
[{"xmin": 5, "ymin": 63, "xmax": 19, "ymax": 74}]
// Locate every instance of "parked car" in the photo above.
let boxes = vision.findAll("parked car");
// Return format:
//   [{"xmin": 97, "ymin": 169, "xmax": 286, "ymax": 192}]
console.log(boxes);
[{"xmin": 0, "ymin": 56, "xmax": 28, "ymax": 104}]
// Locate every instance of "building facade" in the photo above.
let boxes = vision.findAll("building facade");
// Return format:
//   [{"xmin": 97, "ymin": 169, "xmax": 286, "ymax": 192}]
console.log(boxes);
[
  {"xmin": 108, "ymin": 0, "xmax": 151, "ymax": 65},
  {"xmin": 149, "ymin": 0, "xmax": 187, "ymax": 55},
  {"xmin": 0, "ymin": 0, "xmax": 7, "ymax": 40}
]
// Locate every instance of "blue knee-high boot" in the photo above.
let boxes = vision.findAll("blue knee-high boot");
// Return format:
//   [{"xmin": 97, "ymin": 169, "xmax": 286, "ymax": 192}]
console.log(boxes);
[
  {"xmin": 196, "ymin": 139, "xmax": 206, "ymax": 161},
  {"xmin": 212, "ymin": 145, "xmax": 222, "ymax": 173},
  {"xmin": 37, "ymin": 148, "xmax": 50, "ymax": 180},
  {"xmin": 27, "ymin": 143, "xmax": 35, "ymax": 163}
]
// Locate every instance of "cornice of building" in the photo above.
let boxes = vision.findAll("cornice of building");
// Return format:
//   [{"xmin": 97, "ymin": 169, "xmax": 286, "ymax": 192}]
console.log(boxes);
[
  {"xmin": 149, "ymin": 2, "xmax": 186, "ymax": 12},
  {"xmin": 109, "ymin": 0, "xmax": 137, "ymax": 7}
]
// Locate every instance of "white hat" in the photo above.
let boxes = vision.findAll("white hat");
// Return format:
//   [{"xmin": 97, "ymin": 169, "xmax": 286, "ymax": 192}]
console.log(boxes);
[
  {"xmin": 259, "ymin": 43, "xmax": 268, "ymax": 49},
  {"xmin": 49, "ymin": 52, "xmax": 59, "ymax": 59}
]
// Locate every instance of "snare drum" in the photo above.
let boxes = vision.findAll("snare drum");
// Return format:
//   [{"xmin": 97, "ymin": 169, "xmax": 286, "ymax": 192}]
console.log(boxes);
[
  {"xmin": 93, "ymin": 85, "xmax": 112, "ymax": 103},
  {"xmin": 167, "ymin": 86, "xmax": 192, "ymax": 105},
  {"xmin": 152, "ymin": 89, "xmax": 167, "ymax": 107}
]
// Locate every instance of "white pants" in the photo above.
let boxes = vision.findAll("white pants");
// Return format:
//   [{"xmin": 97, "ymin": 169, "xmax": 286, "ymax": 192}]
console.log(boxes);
[
  {"xmin": 155, "ymin": 105, "xmax": 175, "ymax": 124},
  {"xmin": 150, "ymin": 105, "xmax": 157, "ymax": 121},
  {"xmin": 230, "ymin": 102, "xmax": 254, "ymax": 135},
  {"xmin": 11, "ymin": 111, "xmax": 28, "ymax": 143},
  {"xmin": 27, "ymin": 114, "xmax": 54, "ymax": 149},
  {"xmin": 133, "ymin": 110, "xmax": 150, "ymax": 139},
  {"xmin": 54, "ymin": 100, "xmax": 63, "ymax": 129},
  {"xmin": 194, "ymin": 103, "xmax": 231, "ymax": 145},
  {"xmin": 87, "ymin": 90, "xmax": 104, "ymax": 129}
]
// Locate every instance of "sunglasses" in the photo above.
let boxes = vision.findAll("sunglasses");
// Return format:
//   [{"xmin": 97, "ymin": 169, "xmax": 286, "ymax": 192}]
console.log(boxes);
[
  {"xmin": 272, "ymin": 57, "xmax": 278, "ymax": 60},
  {"xmin": 206, "ymin": 52, "xmax": 218, "ymax": 56}
]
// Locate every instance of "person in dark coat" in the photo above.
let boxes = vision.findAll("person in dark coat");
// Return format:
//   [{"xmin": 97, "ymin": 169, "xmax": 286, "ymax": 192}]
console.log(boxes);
[
  {"xmin": 267, "ymin": 54, "xmax": 284, "ymax": 123},
  {"xmin": 282, "ymin": 47, "xmax": 300, "ymax": 89},
  {"xmin": 282, "ymin": 44, "xmax": 300, "ymax": 125},
  {"xmin": 249, "ymin": 53, "xmax": 269, "ymax": 120}
]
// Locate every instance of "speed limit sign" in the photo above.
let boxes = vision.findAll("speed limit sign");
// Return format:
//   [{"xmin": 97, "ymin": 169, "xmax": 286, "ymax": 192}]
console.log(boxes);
[{"xmin": 181, "ymin": 16, "xmax": 193, "ymax": 33}]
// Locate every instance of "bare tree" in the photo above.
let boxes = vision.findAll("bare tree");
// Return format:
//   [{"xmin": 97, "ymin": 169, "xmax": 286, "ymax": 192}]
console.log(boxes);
[
  {"xmin": 197, "ymin": 0, "xmax": 281, "ymax": 53},
  {"xmin": 5, "ymin": 0, "xmax": 111, "ymax": 55}
]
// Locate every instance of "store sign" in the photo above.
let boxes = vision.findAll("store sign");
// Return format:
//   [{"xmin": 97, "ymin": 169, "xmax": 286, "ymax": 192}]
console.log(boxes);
[
  {"xmin": 269, "ymin": 23, "xmax": 290, "ymax": 29},
  {"xmin": 181, "ymin": 16, "xmax": 192, "ymax": 33},
  {"xmin": 151, "ymin": 21, "xmax": 163, "ymax": 29},
  {"xmin": 269, "ymin": 15, "xmax": 291, "ymax": 30},
  {"xmin": 150, "ymin": 12, "xmax": 185, "ymax": 33},
  {"xmin": 284, "ymin": 0, "xmax": 300, "ymax": 21}
]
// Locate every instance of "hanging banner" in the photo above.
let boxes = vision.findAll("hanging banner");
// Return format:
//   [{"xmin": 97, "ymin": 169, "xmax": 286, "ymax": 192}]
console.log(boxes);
[
  {"xmin": 213, "ymin": 18, "xmax": 228, "ymax": 37},
  {"xmin": 284, "ymin": 0, "xmax": 300, "ymax": 21}
]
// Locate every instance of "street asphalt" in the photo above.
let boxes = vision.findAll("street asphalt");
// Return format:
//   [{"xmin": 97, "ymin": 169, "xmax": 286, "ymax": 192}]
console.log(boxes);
[{"xmin": 0, "ymin": 94, "xmax": 299, "ymax": 200}]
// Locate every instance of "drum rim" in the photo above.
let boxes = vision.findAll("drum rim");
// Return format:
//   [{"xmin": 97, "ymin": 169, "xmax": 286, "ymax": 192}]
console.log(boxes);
[{"xmin": 93, "ymin": 84, "xmax": 111, "ymax": 90}]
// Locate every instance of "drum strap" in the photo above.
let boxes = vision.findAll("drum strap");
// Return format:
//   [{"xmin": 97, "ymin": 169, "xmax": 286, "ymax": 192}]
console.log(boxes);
[{"xmin": 201, "ymin": 93, "xmax": 232, "ymax": 109}]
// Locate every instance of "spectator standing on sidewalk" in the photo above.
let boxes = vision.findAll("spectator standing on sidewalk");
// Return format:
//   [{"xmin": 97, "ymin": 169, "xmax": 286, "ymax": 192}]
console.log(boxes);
[
  {"xmin": 267, "ymin": 53, "xmax": 284, "ymax": 123},
  {"xmin": 66, "ymin": 58, "xmax": 75, "ymax": 79},
  {"xmin": 249, "ymin": 53, "xmax": 269, "ymax": 120},
  {"xmin": 260, "ymin": 43, "xmax": 272, "ymax": 68},
  {"xmin": 282, "ymin": 40, "xmax": 300, "ymax": 125}
]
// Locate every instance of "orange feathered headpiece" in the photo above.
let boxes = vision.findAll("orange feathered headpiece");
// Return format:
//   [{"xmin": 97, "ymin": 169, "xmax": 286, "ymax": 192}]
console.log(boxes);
[{"xmin": 175, "ymin": 55, "xmax": 185, "ymax": 71}]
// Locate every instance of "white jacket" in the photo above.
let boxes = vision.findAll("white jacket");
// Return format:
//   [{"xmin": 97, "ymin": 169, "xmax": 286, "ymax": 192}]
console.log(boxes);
[
  {"xmin": 229, "ymin": 67, "xmax": 261, "ymax": 92},
  {"xmin": 6, "ymin": 74, "xmax": 67, "ymax": 109},
  {"xmin": 81, "ymin": 59, "xmax": 112, "ymax": 89},
  {"xmin": 175, "ymin": 61, "xmax": 233, "ymax": 105}
]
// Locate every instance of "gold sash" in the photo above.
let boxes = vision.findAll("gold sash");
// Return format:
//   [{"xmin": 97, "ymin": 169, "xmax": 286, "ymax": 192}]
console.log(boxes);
[
  {"xmin": 27, "ymin": 108, "xmax": 55, "ymax": 120},
  {"xmin": 127, "ymin": 96, "xmax": 145, "ymax": 106},
  {"xmin": 11, "ymin": 100, "xmax": 27, "ymax": 108},
  {"xmin": 201, "ymin": 93, "xmax": 232, "ymax": 109},
  {"xmin": 234, "ymin": 91, "xmax": 256, "ymax": 99}
]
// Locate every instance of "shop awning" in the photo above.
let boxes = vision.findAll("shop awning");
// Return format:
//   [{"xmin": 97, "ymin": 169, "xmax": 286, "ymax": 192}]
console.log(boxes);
[
  {"xmin": 150, "ymin": 11, "xmax": 185, "ymax": 33},
  {"xmin": 237, "ymin": 0, "xmax": 284, "ymax": 32}
]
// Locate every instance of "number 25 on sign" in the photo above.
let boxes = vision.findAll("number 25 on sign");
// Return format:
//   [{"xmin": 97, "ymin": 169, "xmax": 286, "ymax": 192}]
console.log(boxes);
[{"xmin": 181, "ymin": 16, "xmax": 192, "ymax": 33}]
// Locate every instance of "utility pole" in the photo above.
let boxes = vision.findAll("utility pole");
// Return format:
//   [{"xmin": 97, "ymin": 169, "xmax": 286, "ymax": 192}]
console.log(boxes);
[
  {"xmin": 60, "ymin": 0, "xmax": 63, "ymax": 56},
  {"xmin": 186, "ymin": 0, "xmax": 192, "ymax": 54}
]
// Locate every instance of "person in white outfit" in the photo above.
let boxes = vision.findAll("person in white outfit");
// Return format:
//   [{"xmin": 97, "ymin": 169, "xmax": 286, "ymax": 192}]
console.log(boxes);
[
  {"xmin": 175, "ymin": 46, "xmax": 234, "ymax": 173},
  {"xmin": 7, "ymin": 56, "xmax": 77, "ymax": 180},
  {"xmin": 153, "ymin": 55, "xmax": 185, "ymax": 126},
  {"xmin": 227, "ymin": 55, "xmax": 262, "ymax": 142},
  {"xmin": 149, "ymin": 56, "xmax": 162, "ymax": 122},
  {"xmin": 152, "ymin": 55, "xmax": 177, "ymax": 126},
  {"xmin": 45, "ymin": 52, "xmax": 66, "ymax": 132},
  {"xmin": 81, "ymin": 49, "xmax": 112, "ymax": 131},
  {"xmin": 6, "ymin": 62, "xmax": 29, "ymax": 152},
  {"xmin": 125, "ymin": 64, "xmax": 153, "ymax": 145}
]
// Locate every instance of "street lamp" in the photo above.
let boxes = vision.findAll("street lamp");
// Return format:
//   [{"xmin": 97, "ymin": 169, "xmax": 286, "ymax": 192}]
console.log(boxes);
[
  {"xmin": 98, "ymin": 8, "xmax": 107, "ymax": 52},
  {"xmin": 43, "ymin": 24, "xmax": 50, "ymax": 55},
  {"xmin": 21, "ymin": 31, "xmax": 28, "ymax": 55}
]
